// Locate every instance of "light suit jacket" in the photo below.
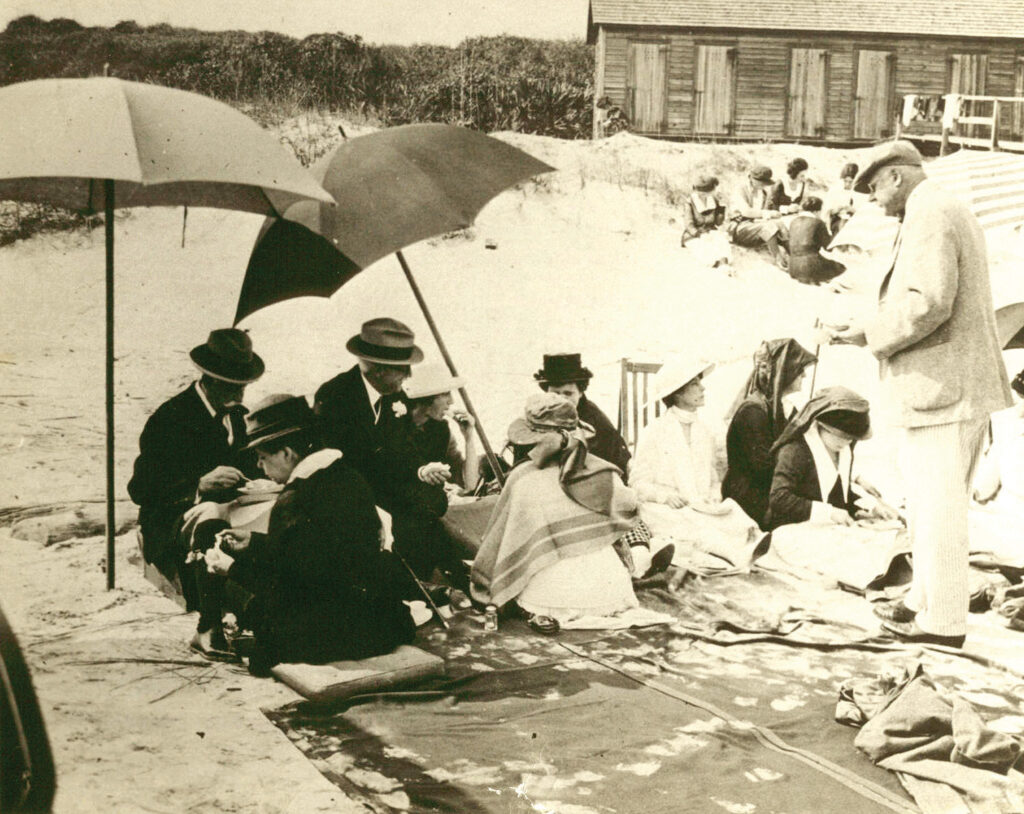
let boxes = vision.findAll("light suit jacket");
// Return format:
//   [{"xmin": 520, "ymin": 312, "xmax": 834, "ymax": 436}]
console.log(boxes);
[{"xmin": 865, "ymin": 179, "xmax": 1011, "ymax": 428}]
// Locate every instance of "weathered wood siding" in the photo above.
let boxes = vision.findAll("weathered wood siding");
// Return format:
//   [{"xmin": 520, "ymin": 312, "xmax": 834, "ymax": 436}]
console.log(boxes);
[{"xmin": 597, "ymin": 25, "xmax": 1024, "ymax": 141}]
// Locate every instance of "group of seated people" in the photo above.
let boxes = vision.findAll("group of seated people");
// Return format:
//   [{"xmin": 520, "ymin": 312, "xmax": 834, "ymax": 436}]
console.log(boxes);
[
  {"xmin": 681, "ymin": 158, "xmax": 865, "ymax": 286},
  {"xmin": 128, "ymin": 319, "xmax": 912, "ymax": 674}
]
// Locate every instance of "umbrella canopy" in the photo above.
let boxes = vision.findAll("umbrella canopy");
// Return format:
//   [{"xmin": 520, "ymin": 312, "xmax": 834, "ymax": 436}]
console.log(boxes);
[
  {"xmin": 236, "ymin": 123, "xmax": 554, "ymax": 322},
  {"xmin": 926, "ymin": 149, "xmax": 1024, "ymax": 233},
  {"xmin": 0, "ymin": 77, "xmax": 334, "ymax": 589},
  {"xmin": 995, "ymin": 302, "xmax": 1024, "ymax": 350},
  {"xmin": 0, "ymin": 77, "xmax": 334, "ymax": 213}
]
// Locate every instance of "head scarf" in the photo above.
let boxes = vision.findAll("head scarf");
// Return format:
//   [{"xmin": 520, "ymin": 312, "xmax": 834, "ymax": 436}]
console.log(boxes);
[
  {"xmin": 730, "ymin": 338, "xmax": 816, "ymax": 437},
  {"xmin": 770, "ymin": 386, "xmax": 870, "ymax": 455}
]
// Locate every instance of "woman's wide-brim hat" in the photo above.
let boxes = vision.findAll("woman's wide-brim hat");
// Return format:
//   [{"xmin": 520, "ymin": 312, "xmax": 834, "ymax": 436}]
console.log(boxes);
[
  {"xmin": 507, "ymin": 392, "xmax": 594, "ymax": 446},
  {"xmin": 190, "ymin": 328, "xmax": 265, "ymax": 384},
  {"xmin": 346, "ymin": 317, "xmax": 424, "ymax": 366},
  {"xmin": 534, "ymin": 353, "xmax": 593, "ymax": 385},
  {"xmin": 403, "ymin": 363, "xmax": 465, "ymax": 400},
  {"xmin": 652, "ymin": 355, "xmax": 716, "ymax": 403},
  {"xmin": 242, "ymin": 393, "xmax": 315, "ymax": 451}
]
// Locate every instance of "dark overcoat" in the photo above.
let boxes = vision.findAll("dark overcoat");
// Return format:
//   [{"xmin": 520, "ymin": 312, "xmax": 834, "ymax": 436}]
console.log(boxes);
[{"xmin": 764, "ymin": 436, "xmax": 854, "ymax": 530}]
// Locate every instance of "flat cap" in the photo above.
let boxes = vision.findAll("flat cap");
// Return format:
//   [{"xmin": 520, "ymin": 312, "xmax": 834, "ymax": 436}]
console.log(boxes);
[
  {"xmin": 749, "ymin": 165, "xmax": 773, "ymax": 184},
  {"xmin": 853, "ymin": 140, "xmax": 923, "ymax": 194}
]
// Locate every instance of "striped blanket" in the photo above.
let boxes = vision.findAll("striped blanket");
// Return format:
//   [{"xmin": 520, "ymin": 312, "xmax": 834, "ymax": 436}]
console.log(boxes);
[{"xmin": 471, "ymin": 461, "xmax": 638, "ymax": 609}]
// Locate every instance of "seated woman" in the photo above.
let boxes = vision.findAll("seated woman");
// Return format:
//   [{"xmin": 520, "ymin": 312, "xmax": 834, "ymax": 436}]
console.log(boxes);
[
  {"xmin": 787, "ymin": 197, "xmax": 847, "ymax": 285},
  {"xmin": 381, "ymin": 364, "xmax": 480, "ymax": 584},
  {"xmin": 196, "ymin": 394, "xmax": 415, "ymax": 673},
  {"xmin": 722, "ymin": 338, "xmax": 817, "ymax": 529},
  {"xmin": 631, "ymin": 356, "xmax": 762, "ymax": 570},
  {"xmin": 763, "ymin": 387, "xmax": 902, "ymax": 589},
  {"xmin": 772, "ymin": 157, "xmax": 809, "ymax": 214},
  {"xmin": 824, "ymin": 162, "xmax": 864, "ymax": 237},
  {"xmin": 680, "ymin": 176, "xmax": 731, "ymax": 270},
  {"xmin": 471, "ymin": 393, "xmax": 644, "ymax": 632}
]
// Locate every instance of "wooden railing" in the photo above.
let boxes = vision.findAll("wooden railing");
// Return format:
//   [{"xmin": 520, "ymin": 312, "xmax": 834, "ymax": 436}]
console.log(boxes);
[{"xmin": 896, "ymin": 94, "xmax": 1024, "ymax": 154}]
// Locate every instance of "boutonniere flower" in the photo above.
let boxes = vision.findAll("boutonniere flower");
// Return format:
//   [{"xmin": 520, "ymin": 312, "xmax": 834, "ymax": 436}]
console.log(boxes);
[{"xmin": 392, "ymin": 401, "xmax": 408, "ymax": 418}]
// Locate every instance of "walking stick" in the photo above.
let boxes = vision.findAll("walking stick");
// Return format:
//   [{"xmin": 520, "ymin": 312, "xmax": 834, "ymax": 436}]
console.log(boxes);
[
  {"xmin": 810, "ymin": 318, "xmax": 822, "ymax": 394},
  {"xmin": 395, "ymin": 552, "xmax": 451, "ymax": 630},
  {"xmin": 396, "ymin": 250, "xmax": 506, "ymax": 487}
]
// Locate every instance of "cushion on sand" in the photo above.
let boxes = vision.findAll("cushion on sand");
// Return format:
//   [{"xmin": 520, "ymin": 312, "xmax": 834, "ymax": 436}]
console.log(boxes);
[{"xmin": 271, "ymin": 645, "xmax": 445, "ymax": 704}]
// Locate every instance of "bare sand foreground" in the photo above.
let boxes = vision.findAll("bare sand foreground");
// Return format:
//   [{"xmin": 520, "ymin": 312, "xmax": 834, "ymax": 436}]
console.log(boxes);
[{"xmin": 3, "ymin": 127, "xmax": 1024, "ymax": 812}]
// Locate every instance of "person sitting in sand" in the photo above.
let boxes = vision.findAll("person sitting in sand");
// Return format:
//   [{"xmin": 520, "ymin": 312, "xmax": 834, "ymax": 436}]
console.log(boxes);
[
  {"xmin": 631, "ymin": 356, "xmax": 763, "ymax": 569},
  {"xmin": 127, "ymin": 328, "xmax": 264, "ymax": 609},
  {"xmin": 722, "ymin": 338, "xmax": 817, "ymax": 529},
  {"xmin": 728, "ymin": 165, "xmax": 790, "ymax": 270},
  {"xmin": 534, "ymin": 353, "xmax": 632, "ymax": 478},
  {"xmin": 195, "ymin": 394, "xmax": 415, "ymax": 672},
  {"xmin": 680, "ymin": 176, "xmax": 731, "ymax": 271},
  {"xmin": 471, "ymin": 393, "xmax": 652, "ymax": 634},
  {"xmin": 379, "ymin": 364, "xmax": 480, "ymax": 585},
  {"xmin": 772, "ymin": 157, "xmax": 809, "ymax": 214},
  {"xmin": 824, "ymin": 162, "xmax": 864, "ymax": 237},
  {"xmin": 786, "ymin": 197, "xmax": 847, "ymax": 286}
]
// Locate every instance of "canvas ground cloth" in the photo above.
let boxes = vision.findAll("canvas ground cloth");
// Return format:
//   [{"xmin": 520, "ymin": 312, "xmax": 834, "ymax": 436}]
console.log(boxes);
[{"xmin": 263, "ymin": 571, "xmax": 1024, "ymax": 813}]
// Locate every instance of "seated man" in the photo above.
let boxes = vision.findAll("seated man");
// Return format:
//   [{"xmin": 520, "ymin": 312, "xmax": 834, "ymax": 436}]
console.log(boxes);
[
  {"xmin": 727, "ymin": 165, "xmax": 789, "ymax": 270},
  {"xmin": 127, "ymin": 328, "xmax": 263, "ymax": 602},
  {"xmin": 197, "ymin": 394, "xmax": 416, "ymax": 672},
  {"xmin": 534, "ymin": 353, "xmax": 631, "ymax": 478}
]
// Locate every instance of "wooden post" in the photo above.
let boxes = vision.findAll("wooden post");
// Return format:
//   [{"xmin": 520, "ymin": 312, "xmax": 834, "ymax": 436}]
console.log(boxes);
[
  {"xmin": 105, "ymin": 179, "xmax": 116, "ymax": 590},
  {"xmin": 940, "ymin": 125, "xmax": 951, "ymax": 156},
  {"xmin": 395, "ymin": 250, "xmax": 505, "ymax": 487},
  {"xmin": 990, "ymin": 99, "xmax": 1001, "ymax": 151}
]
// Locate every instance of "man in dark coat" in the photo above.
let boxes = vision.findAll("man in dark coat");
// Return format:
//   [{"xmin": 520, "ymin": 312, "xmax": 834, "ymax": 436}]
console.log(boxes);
[
  {"xmin": 127, "ymin": 328, "xmax": 264, "ymax": 588},
  {"xmin": 199, "ymin": 395, "xmax": 415, "ymax": 672},
  {"xmin": 534, "ymin": 353, "xmax": 632, "ymax": 479}
]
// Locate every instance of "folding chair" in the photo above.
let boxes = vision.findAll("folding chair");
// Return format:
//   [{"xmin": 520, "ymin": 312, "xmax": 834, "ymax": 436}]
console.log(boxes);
[{"xmin": 617, "ymin": 358, "xmax": 663, "ymax": 454}]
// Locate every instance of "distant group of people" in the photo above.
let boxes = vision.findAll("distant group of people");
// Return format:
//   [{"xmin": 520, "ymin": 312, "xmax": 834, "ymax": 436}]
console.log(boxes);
[
  {"xmin": 128, "ymin": 140, "xmax": 1013, "ymax": 671},
  {"xmin": 681, "ymin": 156, "xmax": 867, "ymax": 286}
]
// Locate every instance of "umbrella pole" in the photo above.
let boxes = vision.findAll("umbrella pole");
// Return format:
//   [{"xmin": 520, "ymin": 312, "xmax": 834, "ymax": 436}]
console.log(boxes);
[
  {"xmin": 105, "ymin": 180, "xmax": 116, "ymax": 590},
  {"xmin": 395, "ymin": 251, "xmax": 506, "ymax": 487}
]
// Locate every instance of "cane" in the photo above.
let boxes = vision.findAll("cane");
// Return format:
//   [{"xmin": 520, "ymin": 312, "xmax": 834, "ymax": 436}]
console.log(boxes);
[
  {"xmin": 395, "ymin": 552, "xmax": 451, "ymax": 631},
  {"xmin": 810, "ymin": 318, "xmax": 822, "ymax": 394}
]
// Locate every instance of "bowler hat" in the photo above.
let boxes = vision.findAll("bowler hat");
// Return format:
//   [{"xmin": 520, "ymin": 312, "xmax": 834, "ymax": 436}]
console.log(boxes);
[
  {"xmin": 651, "ymin": 354, "xmax": 716, "ymax": 403},
  {"xmin": 242, "ymin": 393, "xmax": 314, "ymax": 451},
  {"xmin": 346, "ymin": 318, "xmax": 424, "ymax": 366},
  {"xmin": 534, "ymin": 353, "xmax": 593, "ymax": 385},
  {"xmin": 190, "ymin": 328, "xmax": 265, "ymax": 384},
  {"xmin": 403, "ymin": 364, "xmax": 465, "ymax": 400},
  {"xmin": 853, "ymin": 140, "xmax": 923, "ymax": 194},
  {"xmin": 749, "ymin": 165, "xmax": 774, "ymax": 184},
  {"xmin": 507, "ymin": 392, "xmax": 593, "ymax": 446}
]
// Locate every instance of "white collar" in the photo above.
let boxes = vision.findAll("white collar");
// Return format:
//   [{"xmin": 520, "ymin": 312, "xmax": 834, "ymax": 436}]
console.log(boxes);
[
  {"xmin": 668, "ymin": 405, "xmax": 697, "ymax": 425},
  {"xmin": 359, "ymin": 368, "xmax": 383, "ymax": 410},
  {"xmin": 288, "ymin": 448, "xmax": 343, "ymax": 484},
  {"xmin": 194, "ymin": 380, "xmax": 217, "ymax": 418},
  {"xmin": 804, "ymin": 423, "xmax": 851, "ymax": 503}
]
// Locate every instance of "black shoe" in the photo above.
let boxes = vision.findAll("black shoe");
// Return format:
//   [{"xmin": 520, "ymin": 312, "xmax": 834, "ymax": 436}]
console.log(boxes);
[
  {"xmin": 872, "ymin": 600, "xmax": 916, "ymax": 624},
  {"xmin": 879, "ymin": 620, "xmax": 964, "ymax": 649},
  {"xmin": 642, "ymin": 544, "xmax": 675, "ymax": 579}
]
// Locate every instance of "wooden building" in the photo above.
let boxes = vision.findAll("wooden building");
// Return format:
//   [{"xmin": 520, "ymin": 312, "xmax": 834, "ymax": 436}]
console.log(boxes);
[{"xmin": 587, "ymin": 0, "xmax": 1024, "ymax": 143}]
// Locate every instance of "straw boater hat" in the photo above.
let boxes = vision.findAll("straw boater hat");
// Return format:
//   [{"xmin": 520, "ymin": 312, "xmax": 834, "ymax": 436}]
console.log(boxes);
[
  {"xmin": 190, "ymin": 328, "xmax": 265, "ymax": 384},
  {"xmin": 533, "ymin": 353, "xmax": 593, "ymax": 385},
  {"xmin": 507, "ymin": 392, "xmax": 594, "ymax": 446},
  {"xmin": 402, "ymin": 364, "xmax": 465, "ymax": 400},
  {"xmin": 242, "ymin": 394, "xmax": 315, "ymax": 451},
  {"xmin": 853, "ymin": 140, "xmax": 923, "ymax": 195},
  {"xmin": 652, "ymin": 354, "xmax": 716, "ymax": 403},
  {"xmin": 346, "ymin": 317, "xmax": 424, "ymax": 366}
]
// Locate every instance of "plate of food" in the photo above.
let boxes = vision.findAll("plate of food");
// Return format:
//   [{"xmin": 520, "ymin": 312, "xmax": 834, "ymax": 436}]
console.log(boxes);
[{"xmin": 235, "ymin": 479, "xmax": 282, "ymax": 504}]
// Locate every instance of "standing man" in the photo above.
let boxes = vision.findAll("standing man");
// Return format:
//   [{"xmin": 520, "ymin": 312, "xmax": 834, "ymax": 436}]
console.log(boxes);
[
  {"xmin": 128, "ymin": 329, "xmax": 264, "ymax": 593},
  {"xmin": 728, "ymin": 165, "xmax": 790, "ymax": 270},
  {"xmin": 830, "ymin": 141, "xmax": 1011, "ymax": 647},
  {"xmin": 313, "ymin": 317, "xmax": 424, "ymax": 504}
]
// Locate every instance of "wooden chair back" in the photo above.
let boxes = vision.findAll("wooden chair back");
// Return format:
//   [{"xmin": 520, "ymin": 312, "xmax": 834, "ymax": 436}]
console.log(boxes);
[{"xmin": 617, "ymin": 358, "xmax": 663, "ymax": 453}]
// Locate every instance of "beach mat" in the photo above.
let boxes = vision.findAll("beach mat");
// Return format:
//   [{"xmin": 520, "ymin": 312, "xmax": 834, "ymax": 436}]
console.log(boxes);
[{"xmin": 271, "ymin": 645, "xmax": 445, "ymax": 705}]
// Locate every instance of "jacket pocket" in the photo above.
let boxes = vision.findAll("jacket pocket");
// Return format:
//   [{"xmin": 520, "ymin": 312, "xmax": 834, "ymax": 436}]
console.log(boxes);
[{"xmin": 891, "ymin": 341, "xmax": 962, "ymax": 412}]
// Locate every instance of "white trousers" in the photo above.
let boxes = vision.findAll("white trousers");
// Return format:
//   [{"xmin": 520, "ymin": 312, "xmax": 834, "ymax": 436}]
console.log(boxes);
[{"xmin": 899, "ymin": 418, "xmax": 987, "ymax": 636}]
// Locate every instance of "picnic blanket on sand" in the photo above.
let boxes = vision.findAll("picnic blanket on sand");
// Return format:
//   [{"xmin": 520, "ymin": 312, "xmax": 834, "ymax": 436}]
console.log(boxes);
[{"xmin": 470, "ymin": 460, "xmax": 636, "ymax": 608}]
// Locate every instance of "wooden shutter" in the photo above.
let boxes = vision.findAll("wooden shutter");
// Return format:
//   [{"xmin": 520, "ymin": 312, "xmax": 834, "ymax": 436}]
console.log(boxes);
[
  {"xmin": 855, "ymin": 50, "xmax": 893, "ymax": 139},
  {"xmin": 787, "ymin": 48, "xmax": 827, "ymax": 137},
  {"xmin": 694, "ymin": 45, "xmax": 734, "ymax": 135},
  {"xmin": 627, "ymin": 42, "xmax": 669, "ymax": 133}
]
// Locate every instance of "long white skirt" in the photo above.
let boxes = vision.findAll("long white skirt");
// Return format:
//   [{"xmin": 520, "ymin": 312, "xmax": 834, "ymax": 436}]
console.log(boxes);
[
  {"xmin": 517, "ymin": 545, "xmax": 637, "ymax": 621},
  {"xmin": 639, "ymin": 498, "xmax": 763, "ymax": 571}
]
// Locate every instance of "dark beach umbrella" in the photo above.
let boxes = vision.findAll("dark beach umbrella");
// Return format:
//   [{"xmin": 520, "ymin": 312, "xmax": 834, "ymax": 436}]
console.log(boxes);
[
  {"xmin": 239, "ymin": 124, "xmax": 555, "ymax": 483},
  {"xmin": 0, "ymin": 77, "xmax": 334, "ymax": 588},
  {"xmin": 995, "ymin": 302, "xmax": 1024, "ymax": 350}
]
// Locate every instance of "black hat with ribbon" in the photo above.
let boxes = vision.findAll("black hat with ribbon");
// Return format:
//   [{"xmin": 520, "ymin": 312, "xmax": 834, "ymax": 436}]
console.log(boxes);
[{"xmin": 190, "ymin": 328, "xmax": 265, "ymax": 384}]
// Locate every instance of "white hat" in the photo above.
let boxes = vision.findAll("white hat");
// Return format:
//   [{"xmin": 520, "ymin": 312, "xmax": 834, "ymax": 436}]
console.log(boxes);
[
  {"xmin": 651, "ymin": 355, "xmax": 716, "ymax": 403},
  {"xmin": 402, "ymin": 364, "xmax": 465, "ymax": 399}
]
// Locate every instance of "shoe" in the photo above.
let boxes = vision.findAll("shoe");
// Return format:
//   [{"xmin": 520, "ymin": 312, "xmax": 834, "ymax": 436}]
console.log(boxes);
[
  {"xmin": 879, "ymin": 620, "xmax": 965, "ymax": 649},
  {"xmin": 643, "ymin": 544, "xmax": 676, "ymax": 579},
  {"xmin": 526, "ymin": 614, "xmax": 560, "ymax": 636},
  {"xmin": 872, "ymin": 600, "xmax": 916, "ymax": 624},
  {"xmin": 189, "ymin": 629, "xmax": 239, "ymax": 663}
]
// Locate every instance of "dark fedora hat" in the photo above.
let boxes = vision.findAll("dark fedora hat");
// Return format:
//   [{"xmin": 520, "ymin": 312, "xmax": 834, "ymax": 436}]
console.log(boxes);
[
  {"xmin": 534, "ymin": 353, "xmax": 593, "ymax": 385},
  {"xmin": 242, "ymin": 393, "xmax": 314, "ymax": 451},
  {"xmin": 190, "ymin": 328, "xmax": 265, "ymax": 384},
  {"xmin": 346, "ymin": 317, "xmax": 424, "ymax": 366}
]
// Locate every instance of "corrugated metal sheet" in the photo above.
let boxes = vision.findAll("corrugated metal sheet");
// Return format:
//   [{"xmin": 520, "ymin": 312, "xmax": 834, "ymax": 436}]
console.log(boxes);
[{"xmin": 589, "ymin": 0, "xmax": 1024, "ymax": 40}]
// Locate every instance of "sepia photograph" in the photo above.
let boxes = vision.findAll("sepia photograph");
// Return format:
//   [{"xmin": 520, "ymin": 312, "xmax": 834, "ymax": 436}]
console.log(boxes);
[{"xmin": 2, "ymin": 1, "xmax": 1024, "ymax": 811}]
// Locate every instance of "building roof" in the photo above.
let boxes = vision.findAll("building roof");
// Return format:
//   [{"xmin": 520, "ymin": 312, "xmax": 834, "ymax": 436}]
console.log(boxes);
[{"xmin": 588, "ymin": 0, "xmax": 1024, "ymax": 41}]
